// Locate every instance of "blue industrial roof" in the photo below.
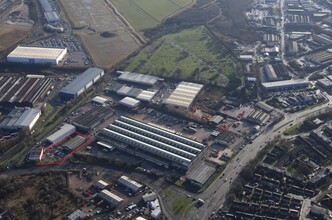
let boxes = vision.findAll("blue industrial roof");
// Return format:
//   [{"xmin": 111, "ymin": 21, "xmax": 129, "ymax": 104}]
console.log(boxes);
[{"xmin": 60, "ymin": 68, "xmax": 104, "ymax": 95}]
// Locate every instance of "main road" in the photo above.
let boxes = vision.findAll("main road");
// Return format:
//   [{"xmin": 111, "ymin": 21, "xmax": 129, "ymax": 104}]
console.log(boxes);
[{"xmin": 183, "ymin": 96, "xmax": 332, "ymax": 220}]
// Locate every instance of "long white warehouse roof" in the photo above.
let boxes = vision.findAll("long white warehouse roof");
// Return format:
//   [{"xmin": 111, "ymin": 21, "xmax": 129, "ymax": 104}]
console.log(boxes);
[
  {"xmin": 165, "ymin": 81, "xmax": 203, "ymax": 108},
  {"xmin": 46, "ymin": 123, "xmax": 75, "ymax": 143},
  {"xmin": 7, "ymin": 46, "xmax": 66, "ymax": 60},
  {"xmin": 117, "ymin": 71, "xmax": 161, "ymax": 86},
  {"xmin": 118, "ymin": 176, "xmax": 143, "ymax": 192},
  {"xmin": 262, "ymin": 79, "xmax": 309, "ymax": 89}
]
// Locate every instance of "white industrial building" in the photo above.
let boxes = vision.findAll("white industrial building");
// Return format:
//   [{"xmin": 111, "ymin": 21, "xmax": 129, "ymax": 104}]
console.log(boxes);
[
  {"xmin": 117, "ymin": 71, "xmax": 161, "ymax": 86},
  {"xmin": 119, "ymin": 97, "xmax": 141, "ymax": 108},
  {"xmin": 261, "ymin": 79, "xmax": 310, "ymax": 91},
  {"xmin": 165, "ymin": 81, "xmax": 203, "ymax": 109},
  {"xmin": 186, "ymin": 163, "xmax": 216, "ymax": 188},
  {"xmin": 0, "ymin": 107, "xmax": 41, "ymax": 131},
  {"xmin": 59, "ymin": 68, "xmax": 104, "ymax": 100},
  {"xmin": 46, "ymin": 123, "xmax": 76, "ymax": 144},
  {"xmin": 67, "ymin": 209, "xmax": 86, "ymax": 220},
  {"xmin": 97, "ymin": 189, "xmax": 123, "ymax": 207},
  {"xmin": 118, "ymin": 175, "xmax": 144, "ymax": 193},
  {"xmin": 95, "ymin": 180, "xmax": 109, "ymax": 189},
  {"xmin": 7, "ymin": 46, "xmax": 67, "ymax": 65},
  {"xmin": 142, "ymin": 192, "xmax": 157, "ymax": 203},
  {"xmin": 92, "ymin": 96, "xmax": 108, "ymax": 105},
  {"xmin": 136, "ymin": 90, "xmax": 157, "ymax": 102}
]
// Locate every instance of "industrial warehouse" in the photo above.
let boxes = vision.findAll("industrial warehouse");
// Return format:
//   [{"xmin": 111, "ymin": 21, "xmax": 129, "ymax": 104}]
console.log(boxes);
[
  {"xmin": 98, "ymin": 116, "xmax": 206, "ymax": 169},
  {"xmin": 261, "ymin": 79, "xmax": 310, "ymax": 91},
  {"xmin": 107, "ymin": 83, "xmax": 158, "ymax": 102},
  {"xmin": 117, "ymin": 176, "xmax": 144, "ymax": 193},
  {"xmin": 165, "ymin": 81, "xmax": 203, "ymax": 109},
  {"xmin": 0, "ymin": 75, "xmax": 53, "ymax": 107},
  {"xmin": 7, "ymin": 46, "xmax": 67, "ymax": 65},
  {"xmin": 59, "ymin": 67, "xmax": 104, "ymax": 100},
  {"xmin": 0, "ymin": 107, "xmax": 41, "ymax": 131},
  {"xmin": 97, "ymin": 190, "xmax": 124, "ymax": 207},
  {"xmin": 117, "ymin": 71, "xmax": 162, "ymax": 86},
  {"xmin": 72, "ymin": 106, "xmax": 114, "ymax": 132},
  {"xmin": 46, "ymin": 123, "xmax": 76, "ymax": 144}
]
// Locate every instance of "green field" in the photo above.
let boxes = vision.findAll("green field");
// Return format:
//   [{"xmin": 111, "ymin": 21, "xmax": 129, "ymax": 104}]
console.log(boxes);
[
  {"xmin": 111, "ymin": 0, "xmax": 192, "ymax": 30},
  {"xmin": 126, "ymin": 26, "xmax": 240, "ymax": 86},
  {"xmin": 171, "ymin": 196, "xmax": 194, "ymax": 217}
]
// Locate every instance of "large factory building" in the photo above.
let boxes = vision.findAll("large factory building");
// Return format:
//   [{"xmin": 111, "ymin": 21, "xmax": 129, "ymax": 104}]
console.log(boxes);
[
  {"xmin": 7, "ymin": 46, "xmax": 67, "ymax": 65},
  {"xmin": 98, "ymin": 116, "xmax": 206, "ymax": 170},
  {"xmin": 59, "ymin": 67, "xmax": 104, "ymax": 100}
]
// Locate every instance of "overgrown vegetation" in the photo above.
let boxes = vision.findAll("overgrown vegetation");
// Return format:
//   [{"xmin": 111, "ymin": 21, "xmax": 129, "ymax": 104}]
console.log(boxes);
[
  {"xmin": 0, "ymin": 173, "xmax": 83, "ymax": 220},
  {"xmin": 127, "ymin": 26, "xmax": 242, "ymax": 86}
]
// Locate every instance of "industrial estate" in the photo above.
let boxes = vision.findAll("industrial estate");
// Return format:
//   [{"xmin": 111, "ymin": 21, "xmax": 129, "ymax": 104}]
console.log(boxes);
[{"xmin": 1, "ymin": 0, "xmax": 332, "ymax": 220}]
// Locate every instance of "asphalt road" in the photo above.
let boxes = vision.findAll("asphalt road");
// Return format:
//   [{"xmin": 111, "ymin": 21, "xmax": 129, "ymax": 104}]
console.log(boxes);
[{"xmin": 184, "ymin": 96, "xmax": 332, "ymax": 220}]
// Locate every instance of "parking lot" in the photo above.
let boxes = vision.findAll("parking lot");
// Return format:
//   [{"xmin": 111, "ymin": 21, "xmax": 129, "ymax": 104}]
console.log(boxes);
[{"xmin": 27, "ymin": 35, "xmax": 92, "ymax": 67}]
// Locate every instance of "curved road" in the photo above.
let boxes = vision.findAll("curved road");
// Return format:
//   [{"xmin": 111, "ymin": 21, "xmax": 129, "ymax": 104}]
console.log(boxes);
[{"xmin": 177, "ymin": 95, "xmax": 332, "ymax": 220}]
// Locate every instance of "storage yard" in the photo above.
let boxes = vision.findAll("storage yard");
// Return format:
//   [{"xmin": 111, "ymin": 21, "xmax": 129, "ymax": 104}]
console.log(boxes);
[
  {"xmin": 58, "ymin": 0, "xmax": 140, "ymax": 68},
  {"xmin": 40, "ymin": 132, "xmax": 92, "ymax": 165},
  {"xmin": 0, "ymin": 75, "xmax": 53, "ymax": 107},
  {"xmin": 27, "ymin": 35, "xmax": 92, "ymax": 67}
]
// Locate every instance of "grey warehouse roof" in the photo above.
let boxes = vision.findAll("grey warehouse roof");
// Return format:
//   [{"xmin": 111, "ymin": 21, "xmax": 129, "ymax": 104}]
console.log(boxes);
[
  {"xmin": 100, "ymin": 116, "xmax": 206, "ymax": 168},
  {"xmin": 14, "ymin": 108, "xmax": 41, "ymax": 127},
  {"xmin": 117, "ymin": 71, "xmax": 161, "ymax": 86},
  {"xmin": 60, "ymin": 67, "xmax": 104, "ymax": 95},
  {"xmin": 46, "ymin": 123, "xmax": 75, "ymax": 143},
  {"xmin": 186, "ymin": 163, "xmax": 216, "ymax": 186}
]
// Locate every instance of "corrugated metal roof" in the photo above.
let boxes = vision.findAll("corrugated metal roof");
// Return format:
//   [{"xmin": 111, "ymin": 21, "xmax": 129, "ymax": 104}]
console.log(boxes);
[
  {"xmin": 14, "ymin": 108, "xmax": 41, "ymax": 127},
  {"xmin": 117, "ymin": 71, "xmax": 161, "ymax": 86},
  {"xmin": 60, "ymin": 67, "xmax": 104, "ymax": 95},
  {"xmin": 46, "ymin": 123, "xmax": 75, "ymax": 143},
  {"xmin": 186, "ymin": 163, "xmax": 216, "ymax": 186},
  {"xmin": 119, "ymin": 97, "xmax": 140, "ymax": 107},
  {"xmin": 136, "ymin": 90, "xmax": 157, "ymax": 102},
  {"xmin": 8, "ymin": 46, "xmax": 66, "ymax": 60},
  {"xmin": 44, "ymin": 11, "xmax": 60, "ymax": 22},
  {"xmin": 165, "ymin": 81, "xmax": 203, "ymax": 108}
]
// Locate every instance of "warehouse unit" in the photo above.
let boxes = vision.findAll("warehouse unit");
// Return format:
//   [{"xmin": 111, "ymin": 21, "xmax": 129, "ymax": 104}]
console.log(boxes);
[
  {"xmin": 98, "ymin": 116, "xmax": 206, "ymax": 169},
  {"xmin": 117, "ymin": 71, "xmax": 161, "ymax": 86},
  {"xmin": 261, "ymin": 79, "xmax": 309, "ymax": 91},
  {"xmin": 119, "ymin": 97, "xmax": 141, "ymax": 108},
  {"xmin": 136, "ymin": 90, "xmax": 157, "ymax": 102},
  {"xmin": 264, "ymin": 63, "xmax": 290, "ymax": 82},
  {"xmin": 59, "ymin": 68, "xmax": 104, "ymax": 100},
  {"xmin": 186, "ymin": 163, "xmax": 216, "ymax": 188},
  {"xmin": 7, "ymin": 46, "xmax": 67, "ymax": 65},
  {"xmin": 95, "ymin": 180, "xmax": 109, "ymax": 189},
  {"xmin": 118, "ymin": 176, "xmax": 144, "ymax": 193},
  {"xmin": 97, "ymin": 189, "xmax": 123, "ymax": 207},
  {"xmin": 46, "ymin": 123, "xmax": 76, "ymax": 144},
  {"xmin": 0, "ymin": 107, "xmax": 41, "ymax": 131},
  {"xmin": 73, "ymin": 106, "xmax": 114, "ymax": 132},
  {"xmin": 306, "ymin": 49, "xmax": 332, "ymax": 65},
  {"xmin": 0, "ymin": 76, "xmax": 53, "ymax": 107},
  {"xmin": 165, "ymin": 81, "xmax": 203, "ymax": 109},
  {"xmin": 28, "ymin": 147, "xmax": 44, "ymax": 161},
  {"xmin": 38, "ymin": 0, "xmax": 60, "ymax": 23}
]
